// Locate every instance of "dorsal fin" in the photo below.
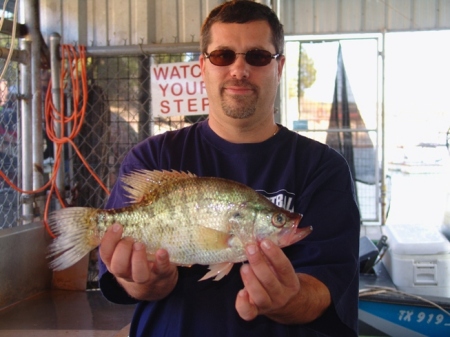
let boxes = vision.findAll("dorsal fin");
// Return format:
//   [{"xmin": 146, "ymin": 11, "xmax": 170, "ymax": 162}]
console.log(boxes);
[{"xmin": 121, "ymin": 169, "xmax": 196, "ymax": 203}]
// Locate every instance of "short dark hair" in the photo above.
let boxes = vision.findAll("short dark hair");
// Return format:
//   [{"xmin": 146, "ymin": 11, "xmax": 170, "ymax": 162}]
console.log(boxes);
[{"xmin": 200, "ymin": 0, "xmax": 284, "ymax": 55}]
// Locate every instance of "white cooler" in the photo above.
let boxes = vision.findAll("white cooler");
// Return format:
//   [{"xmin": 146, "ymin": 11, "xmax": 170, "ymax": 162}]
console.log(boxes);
[{"xmin": 382, "ymin": 224, "xmax": 450, "ymax": 298}]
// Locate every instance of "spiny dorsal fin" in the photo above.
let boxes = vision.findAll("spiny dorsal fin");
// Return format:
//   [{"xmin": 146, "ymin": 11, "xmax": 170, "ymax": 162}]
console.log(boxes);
[{"xmin": 121, "ymin": 169, "xmax": 196, "ymax": 203}]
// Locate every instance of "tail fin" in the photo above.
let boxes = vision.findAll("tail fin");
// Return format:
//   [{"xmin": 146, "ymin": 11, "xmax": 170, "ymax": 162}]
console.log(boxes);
[{"xmin": 47, "ymin": 207, "xmax": 100, "ymax": 271}]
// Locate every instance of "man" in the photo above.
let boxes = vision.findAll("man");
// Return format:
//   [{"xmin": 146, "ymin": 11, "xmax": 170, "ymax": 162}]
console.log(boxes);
[{"xmin": 98, "ymin": 1, "xmax": 360, "ymax": 336}]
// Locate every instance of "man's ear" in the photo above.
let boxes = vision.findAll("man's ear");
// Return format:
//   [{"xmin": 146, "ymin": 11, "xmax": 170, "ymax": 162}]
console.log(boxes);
[
  {"xmin": 277, "ymin": 55, "xmax": 286, "ymax": 82},
  {"xmin": 199, "ymin": 54, "xmax": 206, "ymax": 79}
]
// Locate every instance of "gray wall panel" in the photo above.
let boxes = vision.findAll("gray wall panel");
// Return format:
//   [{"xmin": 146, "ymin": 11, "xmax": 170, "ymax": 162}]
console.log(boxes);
[
  {"xmin": 315, "ymin": 0, "xmax": 339, "ymax": 33},
  {"xmin": 438, "ymin": 0, "xmax": 450, "ymax": 26},
  {"xmin": 363, "ymin": 1, "xmax": 386, "ymax": 32},
  {"xmin": 0, "ymin": 224, "xmax": 52, "ymax": 309},
  {"xmin": 38, "ymin": 0, "xmax": 450, "ymax": 48},
  {"xmin": 341, "ymin": 0, "xmax": 363, "ymax": 32}
]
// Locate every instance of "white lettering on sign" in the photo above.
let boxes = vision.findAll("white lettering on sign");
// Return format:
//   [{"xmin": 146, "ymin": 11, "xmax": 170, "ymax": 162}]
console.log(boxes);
[{"xmin": 151, "ymin": 61, "xmax": 209, "ymax": 117}]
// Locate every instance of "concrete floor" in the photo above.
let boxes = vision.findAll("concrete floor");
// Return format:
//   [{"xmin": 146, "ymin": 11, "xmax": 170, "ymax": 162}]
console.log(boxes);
[{"xmin": 0, "ymin": 290, "xmax": 135, "ymax": 337}]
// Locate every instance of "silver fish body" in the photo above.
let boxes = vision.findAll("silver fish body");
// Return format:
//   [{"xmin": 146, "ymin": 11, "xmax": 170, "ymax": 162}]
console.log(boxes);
[{"xmin": 48, "ymin": 170, "xmax": 310, "ymax": 280}]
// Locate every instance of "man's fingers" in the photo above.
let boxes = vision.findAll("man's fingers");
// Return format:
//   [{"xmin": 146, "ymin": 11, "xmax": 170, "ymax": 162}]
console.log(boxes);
[
  {"xmin": 153, "ymin": 249, "xmax": 171, "ymax": 274},
  {"xmin": 240, "ymin": 263, "xmax": 272, "ymax": 310},
  {"xmin": 239, "ymin": 240, "xmax": 301, "ymax": 319},
  {"xmin": 131, "ymin": 242, "xmax": 151, "ymax": 283},
  {"xmin": 245, "ymin": 243, "xmax": 282, "ymax": 295},
  {"xmin": 235, "ymin": 288, "xmax": 258, "ymax": 321},
  {"xmin": 99, "ymin": 223, "xmax": 123, "ymax": 266},
  {"xmin": 109, "ymin": 236, "xmax": 134, "ymax": 278},
  {"xmin": 259, "ymin": 240, "xmax": 299, "ymax": 287}
]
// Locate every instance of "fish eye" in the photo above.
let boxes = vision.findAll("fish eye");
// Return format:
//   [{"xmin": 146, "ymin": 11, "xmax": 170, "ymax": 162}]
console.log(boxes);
[{"xmin": 272, "ymin": 213, "xmax": 286, "ymax": 228}]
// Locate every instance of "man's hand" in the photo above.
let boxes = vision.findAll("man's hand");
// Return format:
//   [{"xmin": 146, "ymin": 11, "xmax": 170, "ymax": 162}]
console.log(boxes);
[
  {"xmin": 235, "ymin": 239, "xmax": 331, "ymax": 324},
  {"xmin": 99, "ymin": 223, "xmax": 178, "ymax": 301}
]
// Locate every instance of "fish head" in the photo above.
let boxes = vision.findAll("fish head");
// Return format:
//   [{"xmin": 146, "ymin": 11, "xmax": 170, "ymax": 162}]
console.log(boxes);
[{"xmin": 254, "ymin": 209, "xmax": 311, "ymax": 248}]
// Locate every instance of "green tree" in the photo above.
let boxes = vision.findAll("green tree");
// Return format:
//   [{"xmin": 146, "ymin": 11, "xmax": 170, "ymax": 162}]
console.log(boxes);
[{"xmin": 288, "ymin": 43, "xmax": 316, "ymax": 98}]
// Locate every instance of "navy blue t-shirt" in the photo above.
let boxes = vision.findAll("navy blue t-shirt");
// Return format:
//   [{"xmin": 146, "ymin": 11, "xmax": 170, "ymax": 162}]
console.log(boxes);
[{"xmin": 99, "ymin": 120, "xmax": 360, "ymax": 337}]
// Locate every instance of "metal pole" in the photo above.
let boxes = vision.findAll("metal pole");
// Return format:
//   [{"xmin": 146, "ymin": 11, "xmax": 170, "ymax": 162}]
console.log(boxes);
[
  {"xmin": 25, "ymin": 0, "xmax": 45, "ymax": 217},
  {"xmin": 380, "ymin": 32, "xmax": 387, "ymax": 225},
  {"xmin": 85, "ymin": 42, "xmax": 199, "ymax": 57},
  {"xmin": 0, "ymin": 47, "xmax": 28, "ymax": 64},
  {"xmin": 0, "ymin": 18, "xmax": 28, "ymax": 38},
  {"xmin": 49, "ymin": 33, "xmax": 64, "ymax": 207},
  {"xmin": 19, "ymin": 38, "xmax": 33, "ymax": 224},
  {"xmin": 138, "ymin": 56, "xmax": 151, "ymax": 139},
  {"xmin": 66, "ymin": 88, "xmax": 74, "ymax": 192}
]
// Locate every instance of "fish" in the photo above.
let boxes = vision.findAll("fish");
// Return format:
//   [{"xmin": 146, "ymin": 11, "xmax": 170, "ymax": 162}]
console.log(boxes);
[{"xmin": 48, "ymin": 170, "xmax": 312, "ymax": 281}]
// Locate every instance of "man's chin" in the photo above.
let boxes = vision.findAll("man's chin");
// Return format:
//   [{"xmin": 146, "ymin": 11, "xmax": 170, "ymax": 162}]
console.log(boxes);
[
  {"xmin": 224, "ymin": 110, "xmax": 255, "ymax": 119},
  {"xmin": 221, "ymin": 102, "xmax": 256, "ymax": 119}
]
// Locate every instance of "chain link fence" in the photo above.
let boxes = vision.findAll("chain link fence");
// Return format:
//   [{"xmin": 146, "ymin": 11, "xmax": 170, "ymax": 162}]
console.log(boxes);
[
  {"xmin": 0, "ymin": 51, "xmax": 208, "ymax": 230},
  {"xmin": 69, "ymin": 53, "xmax": 206, "ymax": 211},
  {"xmin": 0, "ymin": 33, "xmax": 20, "ymax": 229},
  {"xmin": 0, "ymin": 46, "xmax": 383, "ymax": 230}
]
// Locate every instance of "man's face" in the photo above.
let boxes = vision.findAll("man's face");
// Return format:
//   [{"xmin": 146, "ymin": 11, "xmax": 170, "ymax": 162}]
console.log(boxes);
[{"xmin": 200, "ymin": 21, "xmax": 285, "ymax": 123}]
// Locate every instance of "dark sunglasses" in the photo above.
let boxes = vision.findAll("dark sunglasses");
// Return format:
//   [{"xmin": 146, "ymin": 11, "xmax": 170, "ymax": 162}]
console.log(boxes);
[{"xmin": 204, "ymin": 49, "xmax": 281, "ymax": 67}]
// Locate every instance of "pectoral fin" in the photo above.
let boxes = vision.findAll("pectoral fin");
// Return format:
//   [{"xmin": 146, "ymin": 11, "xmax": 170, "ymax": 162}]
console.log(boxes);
[
  {"xmin": 199, "ymin": 262, "xmax": 234, "ymax": 281},
  {"xmin": 196, "ymin": 226, "xmax": 231, "ymax": 251}
]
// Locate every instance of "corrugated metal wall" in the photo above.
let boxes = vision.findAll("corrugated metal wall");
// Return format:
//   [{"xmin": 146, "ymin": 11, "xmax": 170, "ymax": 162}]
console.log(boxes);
[
  {"xmin": 39, "ymin": 0, "xmax": 223, "ymax": 46},
  {"xmin": 39, "ymin": 0, "xmax": 450, "ymax": 47},
  {"xmin": 281, "ymin": 0, "xmax": 450, "ymax": 35}
]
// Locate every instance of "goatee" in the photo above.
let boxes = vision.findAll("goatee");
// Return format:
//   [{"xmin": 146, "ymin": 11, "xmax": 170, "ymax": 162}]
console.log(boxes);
[{"xmin": 220, "ymin": 79, "xmax": 258, "ymax": 119}]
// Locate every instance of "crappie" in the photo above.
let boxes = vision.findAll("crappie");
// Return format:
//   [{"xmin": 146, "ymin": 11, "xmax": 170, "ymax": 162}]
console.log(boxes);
[{"xmin": 48, "ymin": 170, "xmax": 311, "ymax": 281}]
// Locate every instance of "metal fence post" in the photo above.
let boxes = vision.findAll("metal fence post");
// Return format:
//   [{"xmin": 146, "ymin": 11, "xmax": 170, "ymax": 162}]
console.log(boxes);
[
  {"xmin": 19, "ymin": 38, "xmax": 32, "ymax": 224},
  {"xmin": 49, "ymin": 33, "xmax": 64, "ymax": 208},
  {"xmin": 24, "ymin": 0, "xmax": 45, "ymax": 217}
]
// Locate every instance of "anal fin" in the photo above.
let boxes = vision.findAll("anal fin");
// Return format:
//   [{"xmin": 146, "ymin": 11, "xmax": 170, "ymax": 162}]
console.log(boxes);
[{"xmin": 199, "ymin": 262, "xmax": 234, "ymax": 281}]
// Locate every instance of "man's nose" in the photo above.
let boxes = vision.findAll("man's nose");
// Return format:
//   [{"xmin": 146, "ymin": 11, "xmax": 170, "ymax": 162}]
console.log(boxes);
[{"xmin": 229, "ymin": 54, "xmax": 250, "ymax": 79}]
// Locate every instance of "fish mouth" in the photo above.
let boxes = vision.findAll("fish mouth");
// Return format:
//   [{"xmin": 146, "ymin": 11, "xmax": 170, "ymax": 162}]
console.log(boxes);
[{"xmin": 277, "ymin": 214, "xmax": 312, "ymax": 247}]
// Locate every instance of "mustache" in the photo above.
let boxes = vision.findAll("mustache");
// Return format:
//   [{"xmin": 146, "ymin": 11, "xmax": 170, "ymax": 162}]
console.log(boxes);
[{"xmin": 221, "ymin": 79, "xmax": 258, "ymax": 91}]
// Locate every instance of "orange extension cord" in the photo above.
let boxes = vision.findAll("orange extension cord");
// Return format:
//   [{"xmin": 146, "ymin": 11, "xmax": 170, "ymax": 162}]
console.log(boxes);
[{"xmin": 0, "ymin": 44, "xmax": 110, "ymax": 238}]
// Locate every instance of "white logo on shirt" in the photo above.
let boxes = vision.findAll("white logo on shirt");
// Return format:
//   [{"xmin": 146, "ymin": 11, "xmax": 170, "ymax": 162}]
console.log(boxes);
[{"xmin": 257, "ymin": 189, "xmax": 295, "ymax": 212}]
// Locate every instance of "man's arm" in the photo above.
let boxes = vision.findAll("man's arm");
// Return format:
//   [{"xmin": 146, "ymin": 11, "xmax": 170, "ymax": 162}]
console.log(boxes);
[
  {"xmin": 235, "ymin": 239, "xmax": 331, "ymax": 324},
  {"xmin": 99, "ymin": 224, "xmax": 178, "ymax": 301}
]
